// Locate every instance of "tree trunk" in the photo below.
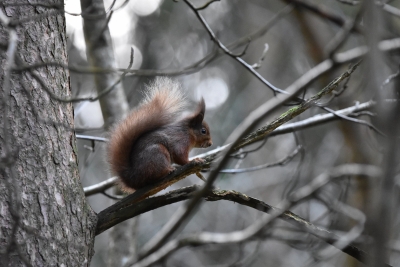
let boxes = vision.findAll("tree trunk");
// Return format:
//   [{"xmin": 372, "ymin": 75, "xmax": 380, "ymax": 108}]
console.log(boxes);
[
  {"xmin": 80, "ymin": 0, "xmax": 137, "ymax": 265},
  {"xmin": 0, "ymin": 1, "xmax": 97, "ymax": 266}
]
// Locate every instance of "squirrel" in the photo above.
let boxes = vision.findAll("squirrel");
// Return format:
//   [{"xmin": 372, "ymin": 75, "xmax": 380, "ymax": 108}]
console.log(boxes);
[{"xmin": 108, "ymin": 77, "xmax": 213, "ymax": 191}]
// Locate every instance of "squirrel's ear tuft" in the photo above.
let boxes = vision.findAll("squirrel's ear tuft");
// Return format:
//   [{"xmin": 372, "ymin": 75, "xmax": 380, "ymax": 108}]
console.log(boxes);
[{"xmin": 190, "ymin": 98, "xmax": 205, "ymax": 126}]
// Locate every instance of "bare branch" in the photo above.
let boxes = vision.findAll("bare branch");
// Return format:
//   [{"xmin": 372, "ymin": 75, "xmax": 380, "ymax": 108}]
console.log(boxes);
[
  {"xmin": 251, "ymin": 43, "xmax": 269, "ymax": 69},
  {"xmin": 381, "ymin": 3, "xmax": 400, "ymax": 18},
  {"xmin": 127, "ymin": 164, "xmax": 385, "ymax": 267},
  {"xmin": 270, "ymin": 101, "xmax": 375, "ymax": 135},
  {"xmin": 381, "ymin": 69, "xmax": 400, "ymax": 90},
  {"xmin": 84, "ymin": 177, "xmax": 119, "ymax": 196},
  {"xmin": 321, "ymin": 106, "xmax": 384, "ymax": 136},
  {"xmin": 195, "ymin": 0, "xmax": 220, "ymax": 10},
  {"xmin": 76, "ymin": 134, "xmax": 108, "ymax": 142},
  {"xmin": 238, "ymin": 61, "xmax": 360, "ymax": 148},
  {"xmin": 335, "ymin": 0, "xmax": 360, "ymax": 5},
  {"xmin": 220, "ymin": 145, "xmax": 302, "ymax": 174},
  {"xmin": 101, "ymin": 191, "xmax": 125, "ymax": 200}
]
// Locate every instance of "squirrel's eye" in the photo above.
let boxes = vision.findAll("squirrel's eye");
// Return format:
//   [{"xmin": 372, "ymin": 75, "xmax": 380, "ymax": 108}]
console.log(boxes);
[{"xmin": 201, "ymin": 127, "xmax": 207, "ymax": 134}]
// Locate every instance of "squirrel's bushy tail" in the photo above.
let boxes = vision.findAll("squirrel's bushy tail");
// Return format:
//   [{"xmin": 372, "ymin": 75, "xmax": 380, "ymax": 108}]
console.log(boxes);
[{"xmin": 108, "ymin": 77, "xmax": 186, "ymax": 182}]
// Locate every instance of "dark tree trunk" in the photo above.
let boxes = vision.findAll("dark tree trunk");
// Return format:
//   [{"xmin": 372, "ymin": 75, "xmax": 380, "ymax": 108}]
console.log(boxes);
[{"xmin": 0, "ymin": 1, "xmax": 97, "ymax": 266}]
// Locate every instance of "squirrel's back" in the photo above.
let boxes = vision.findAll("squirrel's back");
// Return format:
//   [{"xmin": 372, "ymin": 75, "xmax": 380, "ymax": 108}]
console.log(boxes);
[{"xmin": 107, "ymin": 77, "xmax": 187, "ymax": 186}]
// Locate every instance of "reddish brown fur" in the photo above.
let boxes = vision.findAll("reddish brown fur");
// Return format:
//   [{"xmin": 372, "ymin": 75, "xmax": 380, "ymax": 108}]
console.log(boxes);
[{"xmin": 108, "ymin": 78, "xmax": 212, "ymax": 191}]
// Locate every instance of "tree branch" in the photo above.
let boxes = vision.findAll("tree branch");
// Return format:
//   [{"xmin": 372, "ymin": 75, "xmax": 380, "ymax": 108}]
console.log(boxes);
[{"xmin": 114, "ymin": 164, "xmax": 388, "ymax": 267}]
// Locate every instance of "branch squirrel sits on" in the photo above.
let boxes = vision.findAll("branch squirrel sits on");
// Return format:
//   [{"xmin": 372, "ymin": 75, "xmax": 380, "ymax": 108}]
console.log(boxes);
[{"xmin": 108, "ymin": 77, "xmax": 213, "ymax": 191}]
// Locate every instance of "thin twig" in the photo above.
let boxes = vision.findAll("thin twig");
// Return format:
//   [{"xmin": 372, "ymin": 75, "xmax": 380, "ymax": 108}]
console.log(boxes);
[
  {"xmin": 195, "ymin": 0, "xmax": 220, "ymax": 10},
  {"xmin": 84, "ymin": 177, "xmax": 119, "ymax": 196},
  {"xmin": 183, "ymin": 0, "xmax": 286, "ymax": 95},
  {"xmin": 220, "ymin": 145, "xmax": 302, "ymax": 174},
  {"xmin": 76, "ymin": 134, "xmax": 108, "ymax": 142},
  {"xmin": 321, "ymin": 106, "xmax": 384, "ymax": 136},
  {"xmin": 336, "ymin": 0, "xmax": 360, "ymax": 5}
]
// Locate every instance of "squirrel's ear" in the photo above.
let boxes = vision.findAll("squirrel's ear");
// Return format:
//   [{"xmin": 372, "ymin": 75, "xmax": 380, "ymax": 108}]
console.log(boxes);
[{"xmin": 190, "ymin": 98, "xmax": 205, "ymax": 126}]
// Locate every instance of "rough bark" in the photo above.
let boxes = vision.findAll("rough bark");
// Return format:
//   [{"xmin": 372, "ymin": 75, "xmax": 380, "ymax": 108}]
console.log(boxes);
[{"xmin": 0, "ymin": 1, "xmax": 97, "ymax": 266}]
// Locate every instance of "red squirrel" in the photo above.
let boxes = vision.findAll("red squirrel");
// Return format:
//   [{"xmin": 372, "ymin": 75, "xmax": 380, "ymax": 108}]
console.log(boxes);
[{"xmin": 108, "ymin": 77, "xmax": 212, "ymax": 191}]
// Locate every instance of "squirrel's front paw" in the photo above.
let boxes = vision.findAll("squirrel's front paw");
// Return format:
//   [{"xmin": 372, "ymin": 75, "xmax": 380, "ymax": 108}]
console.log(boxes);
[
  {"xmin": 168, "ymin": 167, "xmax": 176, "ymax": 174},
  {"xmin": 192, "ymin": 158, "xmax": 205, "ymax": 163}
]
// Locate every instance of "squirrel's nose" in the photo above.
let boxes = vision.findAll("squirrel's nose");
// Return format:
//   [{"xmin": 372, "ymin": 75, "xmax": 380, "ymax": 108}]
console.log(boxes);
[{"xmin": 207, "ymin": 141, "xmax": 213, "ymax": 147}]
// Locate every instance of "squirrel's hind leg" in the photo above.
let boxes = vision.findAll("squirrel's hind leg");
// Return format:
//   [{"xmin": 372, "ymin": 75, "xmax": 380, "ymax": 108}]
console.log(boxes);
[
  {"xmin": 152, "ymin": 144, "xmax": 175, "ymax": 178},
  {"xmin": 129, "ymin": 144, "xmax": 174, "ymax": 189}
]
